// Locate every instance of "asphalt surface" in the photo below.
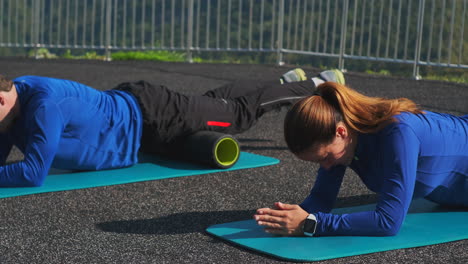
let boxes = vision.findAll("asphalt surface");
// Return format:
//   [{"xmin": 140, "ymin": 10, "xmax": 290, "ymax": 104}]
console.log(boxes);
[{"xmin": 0, "ymin": 58, "xmax": 467, "ymax": 264}]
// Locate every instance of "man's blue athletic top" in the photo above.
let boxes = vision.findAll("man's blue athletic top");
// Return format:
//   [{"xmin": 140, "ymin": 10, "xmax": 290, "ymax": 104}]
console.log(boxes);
[
  {"xmin": 300, "ymin": 111, "xmax": 468, "ymax": 236},
  {"xmin": 0, "ymin": 76, "xmax": 142, "ymax": 187}
]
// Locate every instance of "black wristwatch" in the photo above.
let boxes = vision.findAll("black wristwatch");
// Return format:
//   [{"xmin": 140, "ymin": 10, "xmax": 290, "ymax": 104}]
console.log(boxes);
[{"xmin": 302, "ymin": 214, "xmax": 317, "ymax": 237}]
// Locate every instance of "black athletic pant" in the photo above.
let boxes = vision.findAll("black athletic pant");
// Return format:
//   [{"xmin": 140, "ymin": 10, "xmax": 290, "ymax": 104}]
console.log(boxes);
[{"xmin": 115, "ymin": 79, "xmax": 316, "ymax": 154}]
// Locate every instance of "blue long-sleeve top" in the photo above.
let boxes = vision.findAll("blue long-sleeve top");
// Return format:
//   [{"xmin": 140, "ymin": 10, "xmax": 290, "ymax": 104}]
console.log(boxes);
[
  {"xmin": 0, "ymin": 76, "xmax": 142, "ymax": 187},
  {"xmin": 300, "ymin": 111, "xmax": 468, "ymax": 236}
]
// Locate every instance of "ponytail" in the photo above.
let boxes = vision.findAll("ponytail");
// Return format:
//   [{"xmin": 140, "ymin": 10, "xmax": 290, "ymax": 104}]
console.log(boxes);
[{"xmin": 284, "ymin": 82, "xmax": 423, "ymax": 154}]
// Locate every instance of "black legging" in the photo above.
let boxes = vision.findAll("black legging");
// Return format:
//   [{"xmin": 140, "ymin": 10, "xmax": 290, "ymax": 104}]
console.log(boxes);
[{"xmin": 115, "ymin": 79, "xmax": 316, "ymax": 154}]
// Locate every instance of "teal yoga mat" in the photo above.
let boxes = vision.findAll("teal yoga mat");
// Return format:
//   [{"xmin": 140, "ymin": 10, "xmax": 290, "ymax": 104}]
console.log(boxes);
[
  {"xmin": 0, "ymin": 152, "xmax": 279, "ymax": 199},
  {"xmin": 206, "ymin": 199, "xmax": 468, "ymax": 262}
]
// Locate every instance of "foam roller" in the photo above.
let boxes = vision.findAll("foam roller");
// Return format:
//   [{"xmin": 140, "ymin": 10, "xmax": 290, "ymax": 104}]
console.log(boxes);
[{"xmin": 177, "ymin": 131, "xmax": 240, "ymax": 169}]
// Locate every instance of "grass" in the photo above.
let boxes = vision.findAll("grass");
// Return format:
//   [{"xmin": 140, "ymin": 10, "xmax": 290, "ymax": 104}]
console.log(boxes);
[
  {"xmin": 365, "ymin": 69, "xmax": 392, "ymax": 76},
  {"xmin": 425, "ymin": 74, "xmax": 468, "ymax": 84},
  {"xmin": 111, "ymin": 50, "xmax": 186, "ymax": 62}
]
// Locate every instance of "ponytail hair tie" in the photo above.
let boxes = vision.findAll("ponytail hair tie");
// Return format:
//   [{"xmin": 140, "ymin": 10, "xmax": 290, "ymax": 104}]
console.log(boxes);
[{"xmin": 313, "ymin": 89, "xmax": 322, "ymax": 97}]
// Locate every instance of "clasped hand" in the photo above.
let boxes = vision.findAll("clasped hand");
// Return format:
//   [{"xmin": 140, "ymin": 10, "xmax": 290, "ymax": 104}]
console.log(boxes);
[{"xmin": 254, "ymin": 202, "xmax": 309, "ymax": 236}]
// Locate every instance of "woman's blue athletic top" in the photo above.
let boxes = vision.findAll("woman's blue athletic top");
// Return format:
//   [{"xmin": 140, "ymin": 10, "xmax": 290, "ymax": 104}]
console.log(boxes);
[
  {"xmin": 300, "ymin": 111, "xmax": 468, "ymax": 236},
  {"xmin": 0, "ymin": 76, "xmax": 142, "ymax": 187}
]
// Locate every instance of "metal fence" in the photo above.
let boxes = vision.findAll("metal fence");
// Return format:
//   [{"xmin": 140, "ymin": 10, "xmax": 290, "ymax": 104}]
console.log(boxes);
[{"xmin": 0, "ymin": 0, "xmax": 467, "ymax": 78}]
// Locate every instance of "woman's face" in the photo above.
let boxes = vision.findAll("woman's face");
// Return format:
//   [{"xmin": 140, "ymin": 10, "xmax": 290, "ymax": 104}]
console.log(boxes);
[
  {"xmin": 0, "ymin": 86, "xmax": 18, "ymax": 133},
  {"xmin": 296, "ymin": 124, "xmax": 356, "ymax": 170}
]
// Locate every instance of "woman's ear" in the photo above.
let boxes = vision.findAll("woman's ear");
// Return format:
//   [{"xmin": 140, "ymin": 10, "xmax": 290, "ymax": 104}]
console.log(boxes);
[
  {"xmin": 335, "ymin": 122, "xmax": 348, "ymax": 139},
  {"xmin": 0, "ymin": 93, "xmax": 5, "ymax": 106}
]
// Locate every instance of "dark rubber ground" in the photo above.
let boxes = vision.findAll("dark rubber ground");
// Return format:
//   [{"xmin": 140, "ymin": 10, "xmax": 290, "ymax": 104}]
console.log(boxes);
[{"xmin": 0, "ymin": 58, "xmax": 467, "ymax": 263}]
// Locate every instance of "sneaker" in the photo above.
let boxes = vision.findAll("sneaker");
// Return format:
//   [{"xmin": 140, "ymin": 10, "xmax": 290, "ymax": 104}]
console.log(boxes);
[
  {"xmin": 317, "ymin": 69, "xmax": 345, "ymax": 85},
  {"xmin": 280, "ymin": 68, "xmax": 307, "ymax": 84}
]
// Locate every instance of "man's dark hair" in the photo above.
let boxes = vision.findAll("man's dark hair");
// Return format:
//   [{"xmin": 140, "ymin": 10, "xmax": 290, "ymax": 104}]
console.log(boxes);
[{"xmin": 0, "ymin": 75, "xmax": 13, "ymax": 92}]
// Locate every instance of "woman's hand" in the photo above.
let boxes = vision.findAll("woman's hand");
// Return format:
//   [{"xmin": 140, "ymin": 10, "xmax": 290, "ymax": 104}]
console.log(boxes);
[{"xmin": 254, "ymin": 202, "xmax": 310, "ymax": 236}]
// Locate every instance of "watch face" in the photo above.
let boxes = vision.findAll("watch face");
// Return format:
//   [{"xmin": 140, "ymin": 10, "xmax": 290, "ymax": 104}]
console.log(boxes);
[{"xmin": 303, "ymin": 218, "xmax": 317, "ymax": 234}]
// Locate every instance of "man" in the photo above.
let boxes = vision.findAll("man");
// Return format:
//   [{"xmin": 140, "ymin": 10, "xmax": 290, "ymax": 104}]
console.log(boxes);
[{"xmin": 0, "ymin": 68, "xmax": 344, "ymax": 187}]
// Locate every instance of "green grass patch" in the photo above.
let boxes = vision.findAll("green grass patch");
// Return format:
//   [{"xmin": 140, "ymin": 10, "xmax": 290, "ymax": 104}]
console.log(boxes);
[
  {"xmin": 111, "ymin": 50, "xmax": 186, "ymax": 62},
  {"xmin": 63, "ymin": 50, "xmax": 106, "ymax": 60},
  {"xmin": 365, "ymin": 69, "xmax": 391, "ymax": 76},
  {"xmin": 425, "ymin": 74, "xmax": 468, "ymax": 84}
]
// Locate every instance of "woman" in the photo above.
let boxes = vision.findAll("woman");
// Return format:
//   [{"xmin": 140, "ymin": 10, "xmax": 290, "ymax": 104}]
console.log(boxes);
[{"xmin": 254, "ymin": 81, "xmax": 468, "ymax": 236}]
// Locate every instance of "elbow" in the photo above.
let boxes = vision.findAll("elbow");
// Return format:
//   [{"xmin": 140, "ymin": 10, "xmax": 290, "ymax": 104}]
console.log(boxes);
[
  {"xmin": 0, "ymin": 160, "xmax": 48, "ymax": 187},
  {"xmin": 375, "ymin": 213, "xmax": 403, "ymax": 236},
  {"xmin": 23, "ymin": 171, "xmax": 46, "ymax": 187},
  {"xmin": 1, "ymin": 175, "xmax": 45, "ymax": 187},
  {"xmin": 22, "ymin": 161, "xmax": 49, "ymax": 187},
  {"xmin": 377, "ymin": 225, "xmax": 400, "ymax": 236},
  {"xmin": 29, "ymin": 180, "xmax": 44, "ymax": 187},
  {"xmin": 24, "ymin": 176, "xmax": 45, "ymax": 187}
]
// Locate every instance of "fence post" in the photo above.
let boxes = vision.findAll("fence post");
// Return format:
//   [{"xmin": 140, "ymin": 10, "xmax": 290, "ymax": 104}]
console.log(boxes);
[
  {"xmin": 276, "ymin": 0, "xmax": 284, "ymax": 65},
  {"xmin": 105, "ymin": 0, "xmax": 112, "ymax": 61},
  {"xmin": 338, "ymin": 0, "xmax": 349, "ymax": 71},
  {"xmin": 34, "ymin": 0, "xmax": 41, "ymax": 59},
  {"xmin": 187, "ymin": 0, "xmax": 194, "ymax": 63},
  {"xmin": 413, "ymin": 0, "xmax": 425, "ymax": 80}
]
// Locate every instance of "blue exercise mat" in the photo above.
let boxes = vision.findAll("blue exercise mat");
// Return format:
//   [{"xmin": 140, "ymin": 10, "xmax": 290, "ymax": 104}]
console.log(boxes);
[
  {"xmin": 206, "ymin": 199, "xmax": 468, "ymax": 262},
  {"xmin": 0, "ymin": 152, "xmax": 279, "ymax": 199}
]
